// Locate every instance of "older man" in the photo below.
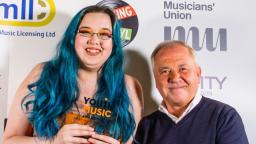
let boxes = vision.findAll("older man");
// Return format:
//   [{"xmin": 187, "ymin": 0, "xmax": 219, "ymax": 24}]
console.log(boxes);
[{"xmin": 134, "ymin": 41, "xmax": 248, "ymax": 144}]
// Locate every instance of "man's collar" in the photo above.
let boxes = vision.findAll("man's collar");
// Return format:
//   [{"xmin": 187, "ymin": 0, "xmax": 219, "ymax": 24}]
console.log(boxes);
[{"xmin": 158, "ymin": 90, "xmax": 202, "ymax": 123}]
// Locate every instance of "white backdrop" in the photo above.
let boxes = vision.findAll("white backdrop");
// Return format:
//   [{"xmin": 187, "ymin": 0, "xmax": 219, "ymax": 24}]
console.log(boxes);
[{"xmin": 1, "ymin": 0, "xmax": 255, "ymax": 143}]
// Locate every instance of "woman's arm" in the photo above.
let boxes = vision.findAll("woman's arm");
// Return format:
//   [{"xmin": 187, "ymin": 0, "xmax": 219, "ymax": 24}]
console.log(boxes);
[
  {"xmin": 125, "ymin": 74, "xmax": 144, "ymax": 144},
  {"xmin": 3, "ymin": 64, "xmax": 44, "ymax": 144}
]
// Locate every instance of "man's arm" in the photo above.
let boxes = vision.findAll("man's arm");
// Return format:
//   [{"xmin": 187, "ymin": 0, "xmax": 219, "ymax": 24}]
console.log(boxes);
[{"xmin": 216, "ymin": 107, "xmax": 249, "ymax": 144}]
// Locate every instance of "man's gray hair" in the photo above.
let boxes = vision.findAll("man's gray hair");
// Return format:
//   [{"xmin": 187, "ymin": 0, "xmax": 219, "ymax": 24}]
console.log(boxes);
[{"xmin": 151, "ymin": 40, "xmax": 196, "ymax": 68}]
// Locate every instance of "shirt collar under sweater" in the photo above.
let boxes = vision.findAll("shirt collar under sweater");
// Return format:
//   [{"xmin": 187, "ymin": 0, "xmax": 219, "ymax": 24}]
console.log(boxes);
[{"xmin": 158, "ymin": 90, "xmax": 202, "ymax": 124}]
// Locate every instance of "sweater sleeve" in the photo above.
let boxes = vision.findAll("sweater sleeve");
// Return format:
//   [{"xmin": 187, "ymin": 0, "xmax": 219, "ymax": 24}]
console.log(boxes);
[
  {"xmin": 134, "ymin": 118, "xmax": 150, "ymax": 144},
  {"xmin": 216, "ymin": 106, "xmax": 249, "ymax": 144}
]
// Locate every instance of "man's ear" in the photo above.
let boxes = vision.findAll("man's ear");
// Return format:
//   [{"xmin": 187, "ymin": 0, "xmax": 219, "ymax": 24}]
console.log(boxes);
[{"xmin": 196, "ymin": 65, "xmax": 201, "ymax": 78}]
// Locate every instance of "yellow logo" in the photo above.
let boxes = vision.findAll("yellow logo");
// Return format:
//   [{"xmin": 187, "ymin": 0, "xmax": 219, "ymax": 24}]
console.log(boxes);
[
  {"xmin": 84, "ymin": 97, "xmax": 113, "ymax": 119},
  {"xmin": 0, "ymin": 0, "xmax": 56, "ymax": 27}
]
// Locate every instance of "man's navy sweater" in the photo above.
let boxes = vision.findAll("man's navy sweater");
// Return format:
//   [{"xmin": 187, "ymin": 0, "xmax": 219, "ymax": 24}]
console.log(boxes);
[{"xmin": 134, "ymin": 97, "xmax": 249, "ymax": 144}]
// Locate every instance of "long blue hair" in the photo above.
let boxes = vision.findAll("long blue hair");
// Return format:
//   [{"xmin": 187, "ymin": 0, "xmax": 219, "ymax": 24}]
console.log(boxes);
[{"xmin": 22, "ymin": 5, "xmax": 135, "ymax": 142}]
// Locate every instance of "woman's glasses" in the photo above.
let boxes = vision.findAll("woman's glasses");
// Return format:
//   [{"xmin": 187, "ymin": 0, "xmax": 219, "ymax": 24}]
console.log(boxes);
[{"xmin": 77, "ymin": 27, "xmax": 113, "ymax": 40}]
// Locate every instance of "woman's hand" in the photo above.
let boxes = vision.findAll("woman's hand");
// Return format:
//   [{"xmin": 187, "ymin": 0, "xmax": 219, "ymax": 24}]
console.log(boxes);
[
  {"xmin": 88, "ymin": 133, "xmax": 120, "ymax": 144},
  {"xmin": 53, "ymin": 124, "xmax": 95, "ymax": 144}
]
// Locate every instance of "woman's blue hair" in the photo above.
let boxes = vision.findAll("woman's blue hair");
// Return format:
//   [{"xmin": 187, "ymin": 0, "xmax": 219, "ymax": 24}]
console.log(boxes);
[{"xmin": 22, "ymin": 5, "xmax": 135, "ymax": 143}]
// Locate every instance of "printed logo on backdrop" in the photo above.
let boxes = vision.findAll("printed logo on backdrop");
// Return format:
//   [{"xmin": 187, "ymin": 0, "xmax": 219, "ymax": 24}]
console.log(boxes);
[
  {"xmin": 97, "ymin": 0, "xmax": 139, "ymax": 47},
  {"xmin": 0, "ymin": 0, "xmax": 56, "ymax": 38},
  {"xmin": 200, "ymin": 75, "xmax": 227, "ymax": 97},
  {"xmin": 0, "ymin": 0, "xmax": 56, "ymax": 27},
  {"xmin": 163, "ymin": 1, "xmax": 227, "ymax": 52},
  {"xmin": 163, "ymin": 1, "xmax": 215, "ymax": 20}
]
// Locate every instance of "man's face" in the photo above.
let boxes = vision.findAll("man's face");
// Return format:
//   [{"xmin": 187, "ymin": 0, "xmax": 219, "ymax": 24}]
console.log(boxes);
[{"xmin": 153, "ymin": 45, "xmax": 201, "ymax": 108}]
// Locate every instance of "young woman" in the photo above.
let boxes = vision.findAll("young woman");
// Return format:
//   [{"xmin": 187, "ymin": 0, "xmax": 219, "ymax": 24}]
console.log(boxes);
[{"xmin": 3, "ymin": 5, "xmax": 143, "ymax": 144}]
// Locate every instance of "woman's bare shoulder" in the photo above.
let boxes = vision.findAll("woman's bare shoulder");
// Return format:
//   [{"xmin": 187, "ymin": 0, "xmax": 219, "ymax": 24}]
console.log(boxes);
[
  {"xmin": 26, "ymin": 63, "xmax": 44, "ymax": 82},
  {"xmin": 17, "ymin": 63, "xmax": 45, "ymax": 98},
  {"xmin": 124, "ymin": 75, "xmax": 141, "ymax": 92}
]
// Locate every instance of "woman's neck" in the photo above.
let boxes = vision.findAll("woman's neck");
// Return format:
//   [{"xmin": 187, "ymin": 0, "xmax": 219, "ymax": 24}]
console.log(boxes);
[{"xmin": 77, "ymin": 68, "xmax": 98, "ymax": 98}]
